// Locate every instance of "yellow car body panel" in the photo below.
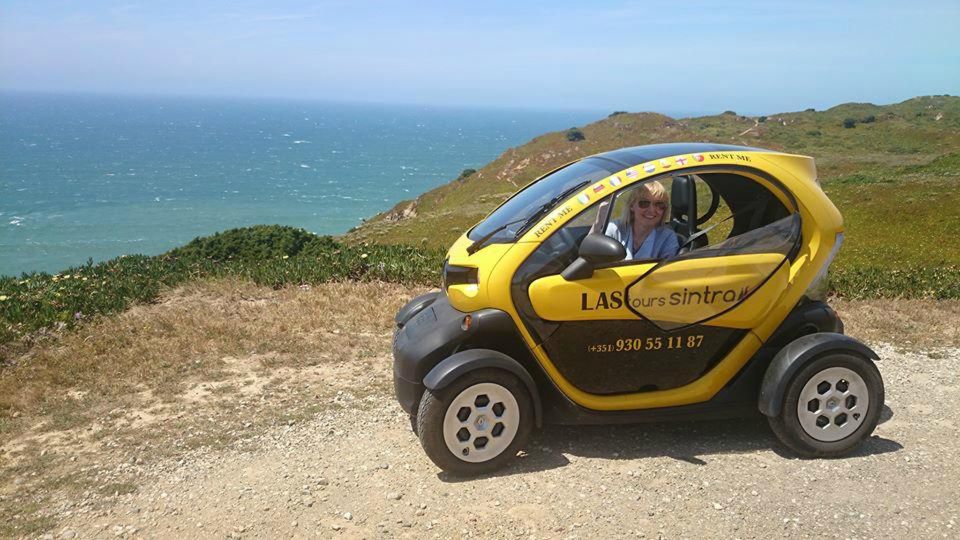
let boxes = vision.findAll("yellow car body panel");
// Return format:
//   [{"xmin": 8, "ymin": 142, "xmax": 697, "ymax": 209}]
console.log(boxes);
[{"xmin": 440, "ymin": 148, "xmax": 843, "ymax": 411}]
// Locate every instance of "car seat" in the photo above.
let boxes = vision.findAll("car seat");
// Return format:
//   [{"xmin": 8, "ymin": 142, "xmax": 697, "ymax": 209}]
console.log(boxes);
[{"xmin": 668, "ymin": 176, "xmax": 708, "ymax": 252}]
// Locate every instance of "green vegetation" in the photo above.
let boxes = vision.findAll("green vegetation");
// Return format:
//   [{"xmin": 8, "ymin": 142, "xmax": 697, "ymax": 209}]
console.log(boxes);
[
  {"xmin": 0, "ymin": 226, "xmax": 443, "ymax": 350},
  {"xmin": 566, "ymin": 127, "xmax": 586, "ymax": 142}
]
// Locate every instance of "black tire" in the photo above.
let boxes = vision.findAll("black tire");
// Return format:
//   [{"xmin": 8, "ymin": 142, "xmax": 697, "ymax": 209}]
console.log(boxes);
[
  {"xmin": 417, "ymin": 368, "xmax": 534, "ymax": 476},
  {"xmin": 768, "ymin": 353, "xmax": 884, "ymax": 457},
  {"xmin": 408, "ymin": 414, "xmax": 418, "ymax": 435}
]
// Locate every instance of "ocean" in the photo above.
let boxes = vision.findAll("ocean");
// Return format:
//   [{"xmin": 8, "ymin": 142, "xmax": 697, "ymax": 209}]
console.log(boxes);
[{"xmin": 0, "ymin": 92, "xmax": 601, "ymax": 276}]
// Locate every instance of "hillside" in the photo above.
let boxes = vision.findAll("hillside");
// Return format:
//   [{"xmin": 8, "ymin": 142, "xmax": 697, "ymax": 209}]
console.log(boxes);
[{"xmin": 345, "ymin": 96, "xmax": 960, "ymax": 261}]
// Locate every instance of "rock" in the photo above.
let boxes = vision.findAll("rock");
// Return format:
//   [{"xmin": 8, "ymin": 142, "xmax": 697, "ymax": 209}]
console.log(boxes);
[
  {"xmin": 386, "ymin": 492, "xmax": 402, "ymax": 501},
  {"xmin": 343, "ymin": 512, "xmax": 353, "ymax": 520},
  {"xmin": 713, "ymin": 502, "xmax": 724, "ymax": 510},
  {"xmin": 60, "ymin": 530, "xmax": 78, "ymax": 539}
]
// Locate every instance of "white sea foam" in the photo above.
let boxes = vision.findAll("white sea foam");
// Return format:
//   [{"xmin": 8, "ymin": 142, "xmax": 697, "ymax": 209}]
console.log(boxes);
[
  {"xmin": 293, "ymin": 140, "xmax": 310, "ymax": 144},
  {"xmin": 300, "ymin": 164, "xmax": 311, "ymax": 168}
]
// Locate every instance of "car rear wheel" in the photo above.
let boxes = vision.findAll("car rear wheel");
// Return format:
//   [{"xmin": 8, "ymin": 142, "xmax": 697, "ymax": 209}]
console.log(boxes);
[
  {"xmin": 417, "ymin": 368, "xmax": 533, "ymax": 476},
  {"xmin": 768, "ymin": 353, "xmax": 884, "ymax": 457}
]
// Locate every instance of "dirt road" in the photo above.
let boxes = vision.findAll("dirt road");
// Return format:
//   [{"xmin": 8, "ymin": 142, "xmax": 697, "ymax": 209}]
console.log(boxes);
[
  {"xmin": 3, "ymin": 283, "xmax": 959, "ymax": 538},
  {"xmin": 46, "ymin": 350, "xmax": 960, "ymax": 539}
]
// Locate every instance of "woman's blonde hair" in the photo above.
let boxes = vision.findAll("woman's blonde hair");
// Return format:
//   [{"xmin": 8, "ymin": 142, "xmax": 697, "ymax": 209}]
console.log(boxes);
[{"xmin": 622, "ymin": 180, "xmax": 671, "ymax": 226}]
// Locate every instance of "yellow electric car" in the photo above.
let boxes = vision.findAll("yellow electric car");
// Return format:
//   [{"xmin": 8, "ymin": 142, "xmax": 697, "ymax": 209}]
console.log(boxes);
[{"xmin": 393, "ymin": 143, "xmax": 884, "ymax": 475}]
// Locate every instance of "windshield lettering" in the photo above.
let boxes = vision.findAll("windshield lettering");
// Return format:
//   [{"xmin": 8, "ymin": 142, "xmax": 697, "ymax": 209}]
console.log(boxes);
[{"xmin": 534, "ymin": 206, "xmax": 574, "ymax": 238}]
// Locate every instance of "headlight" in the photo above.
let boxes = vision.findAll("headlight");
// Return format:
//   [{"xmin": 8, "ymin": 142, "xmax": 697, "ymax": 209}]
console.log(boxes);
[{"xmin": 443, "ymin": 261, "xmax": 478, "ymax": 290}]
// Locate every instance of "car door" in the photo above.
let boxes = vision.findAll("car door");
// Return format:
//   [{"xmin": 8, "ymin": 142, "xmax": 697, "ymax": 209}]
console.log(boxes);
[{"xmin": 516, "ymin": 172, "xmax": 800, "ymax": 396}]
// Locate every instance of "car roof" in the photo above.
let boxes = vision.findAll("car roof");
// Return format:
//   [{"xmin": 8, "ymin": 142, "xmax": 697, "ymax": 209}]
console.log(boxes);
[{"xmin": 589, "ymin": 143, "xmax": 770, "ymax": 169}]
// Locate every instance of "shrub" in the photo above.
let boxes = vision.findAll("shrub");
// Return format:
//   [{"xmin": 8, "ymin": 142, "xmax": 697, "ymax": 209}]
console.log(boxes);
[
  {"xmin": 843, "ymin": 118, "xmax": 857, "ymax": 129},
  {"xmin": 805, "ymin": 108, "xmax": 816, "ymax": 112},
  {"xmin": 457, "ymin": 168, "xmax": 477, "ymax": 180},
  {"xmin": 758, "ymin": 116, "xmax": 767, "ymax": 123},
  {"xmin": 0, "ymin": 226, "xmax": 445, "ymax": 347},
  {"xmin": 806, "ymin": 130, "xmax": 822, "ymax": 137},
  {"xmin": 170, "ymin": 224, "xmax": 319, "ymax": 262},
  {"xmin": 722, "ymin": 110, "xmax": 737, "ymax": 116},
  {"xmin": 608, "ymin": 111, "xmax": 628, "ymax": 117},
  {"xmin": 565, "ymin": 128, "xmax": 585, "ymax": 142},
  {"xmin": 861, "ymin": 115, "xmax": 876, "ymax": 124}
]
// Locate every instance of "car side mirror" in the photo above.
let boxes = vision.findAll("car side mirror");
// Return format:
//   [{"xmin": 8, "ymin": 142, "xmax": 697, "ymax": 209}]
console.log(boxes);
[{"xmin": 561, "ymin": 233, "xmax": 626, "ymax": 280}]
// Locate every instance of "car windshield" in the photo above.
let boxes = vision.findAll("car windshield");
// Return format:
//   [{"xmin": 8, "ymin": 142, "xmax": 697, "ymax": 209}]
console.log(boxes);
[{"xmin": 467, "ymin": 157, "xmax": 619, "ymax": 244}]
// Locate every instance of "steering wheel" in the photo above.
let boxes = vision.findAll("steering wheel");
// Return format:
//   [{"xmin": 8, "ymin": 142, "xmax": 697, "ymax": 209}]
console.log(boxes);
[{"xmin": 551, "ymin": 227, "xmax": 579, "ymax": 258}]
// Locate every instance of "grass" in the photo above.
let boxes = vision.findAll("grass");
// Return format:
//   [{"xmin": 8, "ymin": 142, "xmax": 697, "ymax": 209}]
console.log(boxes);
[
  {"xmin": 818, "ymin": 152, "xmax": 960, "ymax": 298},
  {"xmin": 0, "ymin": 279, "xmax": 418, "ymax": 427},
  {"xmin": 833, "ymin": 298, "xmax": 960, "ymax": 349},
  {"xmin": 0, "ymin": 279, "xmax": 422, "ymax": 537}
]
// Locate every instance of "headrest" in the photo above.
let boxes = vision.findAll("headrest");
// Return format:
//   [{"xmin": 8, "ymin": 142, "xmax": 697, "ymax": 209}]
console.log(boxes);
[{"xmin": 671, "ymin": 176, "xmax": 691, "ymax": 218}]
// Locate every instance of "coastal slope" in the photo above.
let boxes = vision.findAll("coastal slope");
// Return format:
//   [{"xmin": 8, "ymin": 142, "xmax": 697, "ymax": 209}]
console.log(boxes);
[{"xmin": 346, "ymin": 95, "xmax": 960, "ymax": 250}]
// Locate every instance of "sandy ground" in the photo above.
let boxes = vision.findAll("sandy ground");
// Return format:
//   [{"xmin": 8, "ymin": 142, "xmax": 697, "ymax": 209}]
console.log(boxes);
[{"xmin": 3, "ymin": 284, "xmax": 959, "ymax": 539}]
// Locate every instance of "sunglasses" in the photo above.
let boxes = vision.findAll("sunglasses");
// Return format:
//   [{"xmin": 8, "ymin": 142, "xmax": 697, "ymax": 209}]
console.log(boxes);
[{"xmin": 635, "ymin": 199, "xmax": 668, "ymax": 211}]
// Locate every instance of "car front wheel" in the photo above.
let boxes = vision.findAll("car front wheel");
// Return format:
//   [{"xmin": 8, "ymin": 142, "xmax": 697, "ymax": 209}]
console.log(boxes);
[{"xmin": 416, "ymin": 368, "xmax": 533, "ymax": 476}]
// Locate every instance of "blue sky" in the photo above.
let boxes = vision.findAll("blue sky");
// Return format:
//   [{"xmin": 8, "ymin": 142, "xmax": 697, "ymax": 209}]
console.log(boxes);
[{"xmin": 1, "ymin": 0, "xmax": 958, "ymax": 114}]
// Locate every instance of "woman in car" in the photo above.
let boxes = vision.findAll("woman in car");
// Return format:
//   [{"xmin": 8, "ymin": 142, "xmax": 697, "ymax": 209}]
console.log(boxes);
[{"xmin": 605, "ymin": 180, "xmax": 679, "ymax": 260}]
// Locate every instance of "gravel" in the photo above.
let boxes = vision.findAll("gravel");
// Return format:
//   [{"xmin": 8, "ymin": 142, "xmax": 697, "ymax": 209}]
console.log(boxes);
[{"xmin": 32, "ymin": 343, "xmax": 960, "ymax": 538}]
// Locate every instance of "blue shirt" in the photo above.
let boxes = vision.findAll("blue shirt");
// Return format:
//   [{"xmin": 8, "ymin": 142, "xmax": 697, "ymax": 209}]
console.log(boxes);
[{"xmin": 604, "ymin": 221, "xmax": 680, "ymax": 260}]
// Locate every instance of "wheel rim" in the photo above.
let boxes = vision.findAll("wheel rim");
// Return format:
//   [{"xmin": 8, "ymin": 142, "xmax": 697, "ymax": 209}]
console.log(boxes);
[
  {"xmin": 796, "ymin": 366, "xmax": 870, "ymax": 442},
  {"xmin": 442, "ymin": 382, "xmax": 520, "ymax": 463}
]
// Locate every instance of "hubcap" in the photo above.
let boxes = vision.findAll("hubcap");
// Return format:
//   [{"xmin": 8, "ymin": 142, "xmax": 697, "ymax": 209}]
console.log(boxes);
[
  {"xmin": 443, "ymin": 382, "xmax": 520, "ymax": 463},
  {"xmin": 797, "ymin": 366, "xmax": 870, "ymax": 442}
]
